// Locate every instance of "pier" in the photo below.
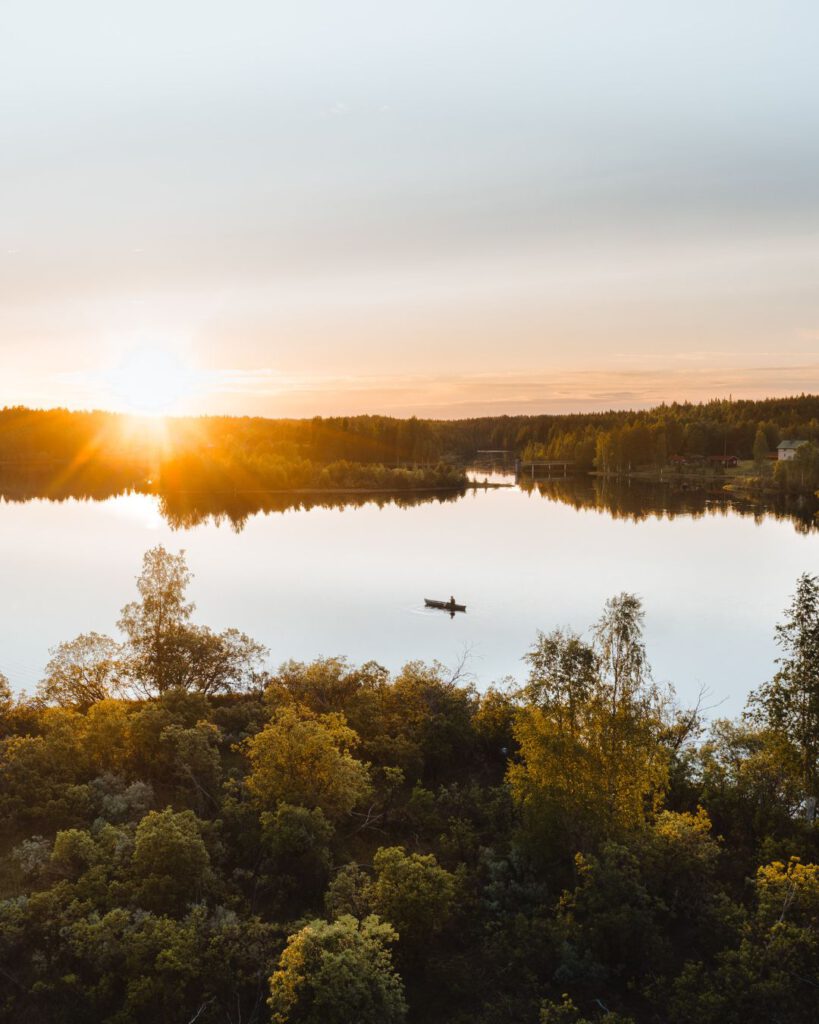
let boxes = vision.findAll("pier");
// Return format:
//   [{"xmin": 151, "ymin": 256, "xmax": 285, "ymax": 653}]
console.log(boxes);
[{"xmin": 515, "ymin": 459, "xmax": 575, "ymax": 480}]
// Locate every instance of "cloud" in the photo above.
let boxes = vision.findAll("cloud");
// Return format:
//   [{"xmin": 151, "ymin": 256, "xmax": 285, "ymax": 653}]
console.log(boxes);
[
  {"xmin": 197, "ymin": 361, "xmax": 819, "ymax": 418},
  {"xmin": 6, "ymin": 356, "xmax": 819, "ymax": 420}
]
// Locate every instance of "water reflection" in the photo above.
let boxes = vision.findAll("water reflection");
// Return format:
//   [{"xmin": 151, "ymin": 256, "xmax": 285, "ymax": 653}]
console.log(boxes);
[
  {"xmin": 0, "ymin": 464, "xmax": 140, "ymax": 504},
  {"xmin": 1, "ymin": 465, "xmax": 816, "ymax": 533},
  {"xmin": 521, "ymin": 476, "xmax": 819, "ymax": 535},
  {"xmin": 0, "ymin": 466, "xmax": 467, "ymax": 532},
  {"xmin": 2, "ymin": 467, "xmax": 817, "ymax": 715},
  {"xmin": 157, "ymin": 488, "xmax": 465, "ymax": 532}
]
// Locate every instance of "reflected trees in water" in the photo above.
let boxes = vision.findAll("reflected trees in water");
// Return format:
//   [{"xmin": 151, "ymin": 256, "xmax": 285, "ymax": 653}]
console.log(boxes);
[
  {"xmin": 2, "ymin": 463, "xmax": 817, "ymax": 534},
  {"xmin": 519, "ymin": 476, "xmax": 819, "ymax": 535}
]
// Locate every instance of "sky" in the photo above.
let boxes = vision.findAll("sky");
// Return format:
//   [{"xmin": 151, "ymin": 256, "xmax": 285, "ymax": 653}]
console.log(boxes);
[{"xmin": 2, "ymin": 0, "xmax": 818, "ymax": 417}]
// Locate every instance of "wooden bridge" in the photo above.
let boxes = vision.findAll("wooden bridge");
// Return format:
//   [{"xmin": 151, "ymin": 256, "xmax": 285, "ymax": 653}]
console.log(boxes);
[
  {"xmin": 471, "ymin": 451, "xmax": 577, "ymax": 479},
  {"xmin": 516, "ymin": 459, "xmax": 575, "ymax": 479}
]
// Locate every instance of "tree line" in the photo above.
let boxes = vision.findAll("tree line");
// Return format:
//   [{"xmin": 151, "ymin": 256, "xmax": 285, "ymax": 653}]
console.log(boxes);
[
  {"xmin": 0, "ymin": 407, "xmax": 467, "ymax": 499},
  {"xmin": 3, "ymin": 393, "xmax": 819, "ymax": 483},
  {"xmin": 1, "ymin": 548, "xmax": 819, "ymax": 1022}
]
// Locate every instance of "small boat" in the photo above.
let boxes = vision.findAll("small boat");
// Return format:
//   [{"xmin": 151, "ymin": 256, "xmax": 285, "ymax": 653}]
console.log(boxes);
[{"xmin": 425, "ymin": 597, "xmax": 467, "ymax": 613}]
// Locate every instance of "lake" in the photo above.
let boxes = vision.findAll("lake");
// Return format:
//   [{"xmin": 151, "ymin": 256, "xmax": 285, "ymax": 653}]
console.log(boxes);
[{"xmin": 1, "ymin": 476, "xmax": 817, "ymax": 716}]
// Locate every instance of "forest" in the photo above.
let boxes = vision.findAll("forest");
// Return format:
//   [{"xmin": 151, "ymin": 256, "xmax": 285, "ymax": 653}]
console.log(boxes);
[
  {"xmin": 0, "ymin": 407, "xmax": 466, "ymax": 501},
  {"xmin": 1, "ymin": 548, "xmax": 819, "ymax": 1023},
  {"xmin": 3, "ymin": 393, "xmax": 819, "ymax": 498}
]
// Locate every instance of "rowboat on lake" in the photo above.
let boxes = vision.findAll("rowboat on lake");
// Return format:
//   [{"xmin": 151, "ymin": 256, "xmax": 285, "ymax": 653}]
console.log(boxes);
[{"xmin": 424, "ymin": 597, "xmax": 466, "ymax": 613}]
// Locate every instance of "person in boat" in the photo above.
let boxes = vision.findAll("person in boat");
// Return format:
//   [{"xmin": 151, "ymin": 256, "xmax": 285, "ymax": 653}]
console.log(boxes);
[{"xmin": 449, "ymin": 595, "xmax": 456, "ymax": 607}]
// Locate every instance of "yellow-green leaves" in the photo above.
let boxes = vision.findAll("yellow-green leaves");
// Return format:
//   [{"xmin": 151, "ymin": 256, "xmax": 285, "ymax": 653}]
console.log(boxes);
[
  {"xmin": 509, "ymin": 600, "xmax": 672, "ymax": 847},
  {"xmin": 269, "ymin": 915, "xmax": 406, "ymax": 1024},
  {"xmin": 245, "ymin": 706, "xmax": 371, "ymax": 819},
  {"xmin": 755, "ymin": 857, "xmax": 819, "ymax": 930}
]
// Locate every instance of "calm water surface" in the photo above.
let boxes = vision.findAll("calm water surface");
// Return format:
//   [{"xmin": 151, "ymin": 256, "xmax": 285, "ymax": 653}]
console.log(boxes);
[{"xmin": 1, "ymin": 479, "xmax": 817, "ymax": 715}]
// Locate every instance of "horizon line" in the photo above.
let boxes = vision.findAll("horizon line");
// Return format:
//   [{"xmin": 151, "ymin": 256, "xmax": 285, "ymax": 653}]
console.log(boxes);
[{"xmin": 2, "ymin": 390, "xmax": 818, "ymax": 424}]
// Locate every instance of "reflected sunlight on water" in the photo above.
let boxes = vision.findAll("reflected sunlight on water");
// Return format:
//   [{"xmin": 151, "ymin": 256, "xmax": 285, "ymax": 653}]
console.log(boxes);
[{"xmin": 106, "ymin": 492, "xmax": 166, "ymax": 530}]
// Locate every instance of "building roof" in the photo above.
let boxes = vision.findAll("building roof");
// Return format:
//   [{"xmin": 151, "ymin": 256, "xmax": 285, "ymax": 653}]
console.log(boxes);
[{"xmin": 777, "ymin": 439, "xmax": 809, "ymax": 450}]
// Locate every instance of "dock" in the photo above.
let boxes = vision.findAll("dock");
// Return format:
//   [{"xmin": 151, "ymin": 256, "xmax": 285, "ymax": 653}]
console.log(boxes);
[{"xmin": 515, "ymin": 459, "xmax": 575, "ymax": 480}]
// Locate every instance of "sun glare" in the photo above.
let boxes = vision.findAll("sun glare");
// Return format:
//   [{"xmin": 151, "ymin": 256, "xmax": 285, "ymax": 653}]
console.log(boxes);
[{"xmin": 109, "ymin": 347, "xmax": 200, "ymax": 416}]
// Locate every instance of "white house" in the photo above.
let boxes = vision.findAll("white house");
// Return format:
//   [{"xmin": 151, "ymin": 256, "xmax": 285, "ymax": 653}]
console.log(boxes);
[{"xmin": 777, "ymin": 439, "xmax": 809, "ymax": 461}]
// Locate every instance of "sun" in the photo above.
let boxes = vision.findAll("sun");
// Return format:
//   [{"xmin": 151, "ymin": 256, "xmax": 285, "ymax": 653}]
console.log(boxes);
[{"xmin": 109, "ymin": 347, "xmax": 200, "ymax": 416}]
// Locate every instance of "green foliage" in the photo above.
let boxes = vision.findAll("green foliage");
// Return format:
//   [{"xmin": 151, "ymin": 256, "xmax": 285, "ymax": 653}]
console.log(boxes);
[
  {"xmin": 266, "ymin": 656, "xmax": 385, "ymax": 715},
  {"xmin": 540, "ymin": 994, "xmax": 635, "ymax": 1024},
  {"xmin": 0, "ymin": 895, "xmax": 279, "ymax": 1024},
  {"xmin": 752, "ymin": 425, "xmax": 770, "ymax": 464},
  {"xmin": 749, "ymin": 573, "xmax": 819, "ymax": 805},
  {"xmin": 0, "ymin": 672, "xmax": 11, "ymax": 708},
  {"xmin": 50, "ymin": 827, "xmax": 99, "ymax": 878},
  {"xmin": 37, "ymin": 632, "xmax": 126, "ymax": 709},
  {"xmin": 555, "ymin": 844, "xmax": 661, "ymax": 990},
  {"xmin": 509, "ymin": 598, "xmax": 674, "ymax": 857},
  {"xmin": 696, "ymin": 719, "xmax": 803, "ymax": 875},
  {"xmin": 160, "ymin": 720, "xmax": 223, "ymax": 813},
  {"xmin": 245, "ymin": 705, "xmax": 371, "ymax": 819},
  {"xmin": 117, "ymin": 546, "xmax": 266, "ymax": 698},
  {"xmin": 131, "ymin": 808, "xmax": 212, "ymax": 912},
  {"xmin": 668, "ymin": 856, "xmax": 819, "ymax": 1023},
  {"xmin": 379, "ymin": 661, "xmax": 480, "ymax": 785},
  {"xmin": 326, "ymin": 864, "xmax": 372, "ymax": 921},
  {"xmin": 366, "ymin": 846, "xmax": 457, "ymax": 951},
  {"xmin": 268, "ymin": 915, "xmax": 407, "ymax": 1024},
  {"xmin": 260, "ymin": 803, "xmax": 334, "ymax": 910},
  {"xmin": 0, "ymin": 709, "xmax": 92, "ymax": 830},
  {"xmin": 118, "ymin": 546, "xmax": 194, "ymax": 696},
  {"xmin": 3, "ymin": 550, "xmax": 819, "ymax": 1023}
]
